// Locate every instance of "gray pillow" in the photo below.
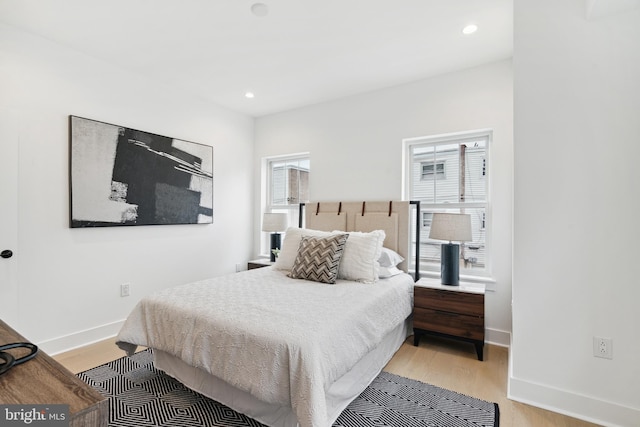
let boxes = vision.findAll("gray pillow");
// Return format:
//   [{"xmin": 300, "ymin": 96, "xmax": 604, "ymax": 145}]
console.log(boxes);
[{"xmin": 288, "ymin": 234, "xmax": 349, "ymax": 284}]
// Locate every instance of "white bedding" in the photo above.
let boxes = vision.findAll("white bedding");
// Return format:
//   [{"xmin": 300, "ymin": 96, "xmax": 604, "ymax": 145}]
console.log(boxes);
[{"xmin": 116, "ymin": 267, "xmax": 414, "ymax": 427}]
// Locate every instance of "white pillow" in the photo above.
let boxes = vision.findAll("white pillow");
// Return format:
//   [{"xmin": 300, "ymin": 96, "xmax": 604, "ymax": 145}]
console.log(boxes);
[
  {"xmin": 337, "ymin": 230, "xmax": 385, "ymax": 283},
  {"xmin": 379, "ymin": 265, "xmax": 404, "ymax": 278},
  {"xmin": 275, "ymin": 227, "xmax": 386, "ymax": 283},
  {"xmin": 273, "ymin": 227, "xmax": 334, "ymax": 271},
  {"xmin": 378, "ymin": 247, "xmax": 404, "ymax": 268}
]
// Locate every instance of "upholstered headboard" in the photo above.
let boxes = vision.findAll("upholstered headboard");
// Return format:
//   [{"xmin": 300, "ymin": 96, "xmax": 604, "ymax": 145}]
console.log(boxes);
[{"xmin": 299, "ymin": 201, "xmax": 420, "ymax": 280}]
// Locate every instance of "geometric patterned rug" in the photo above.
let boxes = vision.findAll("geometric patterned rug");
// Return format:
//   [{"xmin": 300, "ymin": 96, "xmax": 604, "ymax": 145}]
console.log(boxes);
[{"xmin": 78, "ymin": 349, "xmax": 499, "ymax": 427}]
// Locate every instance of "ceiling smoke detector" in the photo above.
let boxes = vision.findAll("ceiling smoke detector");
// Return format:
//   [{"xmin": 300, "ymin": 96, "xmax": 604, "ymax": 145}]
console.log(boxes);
[{"xmin": 251, "ymin": 3, "xmax": 269, "ymax": 17}]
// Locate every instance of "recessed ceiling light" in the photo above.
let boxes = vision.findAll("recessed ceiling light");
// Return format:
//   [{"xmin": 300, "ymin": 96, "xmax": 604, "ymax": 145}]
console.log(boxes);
[
  {"xmin": 245, "ymin": 92, "xmax": 255, "ymax": 99},
  {"xmin": 251, "ymin": 3, "xmax": 269, "ymax": 17},
  {"xmin": 462, "ymin": 24, "xmax": 478, "ymax": 35}
]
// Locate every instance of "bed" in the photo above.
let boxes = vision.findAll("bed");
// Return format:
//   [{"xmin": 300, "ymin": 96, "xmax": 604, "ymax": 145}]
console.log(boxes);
[{"xmin": 116, "ymin": 200, "xmax": 420, "ymax": 427}]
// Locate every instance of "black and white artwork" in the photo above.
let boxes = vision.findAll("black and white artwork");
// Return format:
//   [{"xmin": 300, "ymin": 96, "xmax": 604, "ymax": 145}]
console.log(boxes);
[{"xmin": 70, "ymin": 116, "xmax": 213, "ymax": 228}]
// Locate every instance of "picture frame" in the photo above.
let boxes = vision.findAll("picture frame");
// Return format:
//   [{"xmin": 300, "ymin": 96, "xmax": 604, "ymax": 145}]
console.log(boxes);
[{"xmin": 69, "ymin": 116, "xmax": 213, "ymax": 227}]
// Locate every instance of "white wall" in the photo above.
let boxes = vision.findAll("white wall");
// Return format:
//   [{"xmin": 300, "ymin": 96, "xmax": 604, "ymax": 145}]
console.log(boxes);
[
  {"xmin": 254, "ymin": 60, "xmax": 514, "ymax": 345},
  {"xmin": 0, "ymin": 24, "xmax": 255, "ymax": 353},
  {"xmin": 512, "ymin": 1, "xmax": 640, "ymax": 425}
]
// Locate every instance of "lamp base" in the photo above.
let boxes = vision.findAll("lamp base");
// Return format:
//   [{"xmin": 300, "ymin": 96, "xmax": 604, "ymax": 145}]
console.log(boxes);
[
  {"xmin": 441, "ymin": 243, "xmax": 460, "ymax": 286},
  {"xmin": 270, "ymin": 233, "xmax": 281, "ymax": 262}
]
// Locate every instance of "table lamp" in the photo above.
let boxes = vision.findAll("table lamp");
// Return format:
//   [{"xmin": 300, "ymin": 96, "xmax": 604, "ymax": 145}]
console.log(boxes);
[
  {"xmin": 428, "ymin": 213, "xmax": 472, "ymax": 286},
  {"xmin": 262, "ymin": 213, "xmax": 288, "ymax": 262}
]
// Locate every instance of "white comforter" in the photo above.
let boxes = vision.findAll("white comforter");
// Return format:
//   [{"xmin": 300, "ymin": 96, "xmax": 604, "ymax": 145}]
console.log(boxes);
[{"xmin": 116, "ymin": 267, "xmax": 414, "ymax": 427}]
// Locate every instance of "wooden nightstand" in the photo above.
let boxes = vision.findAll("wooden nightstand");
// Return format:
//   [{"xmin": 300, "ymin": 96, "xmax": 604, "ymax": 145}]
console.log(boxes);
[
  {"xmin": 413, "ymin": 277, "xmax": 485, "ymax": 361},
  {"xmin": 247, "ymin": 258, "xmax": 274, "ymax": 270}
]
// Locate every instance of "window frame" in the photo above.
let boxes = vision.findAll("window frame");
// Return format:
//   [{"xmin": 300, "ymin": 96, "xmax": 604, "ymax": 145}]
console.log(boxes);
[
  {"xmin": 421, "ymin": 161, "xmax": 446, "ymax": 180},
  {"xmin": 403, "ymin": 129, "xmax": 492, "ymax": 279},
  {"xmin": 261, "ymin": 152, "xmax": 310, "ymax": 256}
]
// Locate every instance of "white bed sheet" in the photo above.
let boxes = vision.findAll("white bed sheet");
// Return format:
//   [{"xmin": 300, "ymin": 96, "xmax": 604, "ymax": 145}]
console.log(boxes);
[
  {"xmin": 154, "ymin": 320, "xmax": 409, "ymax": 427},
  {"xmin": 116, "ymin": 267, "xmax": 414, "ymax": 427}
]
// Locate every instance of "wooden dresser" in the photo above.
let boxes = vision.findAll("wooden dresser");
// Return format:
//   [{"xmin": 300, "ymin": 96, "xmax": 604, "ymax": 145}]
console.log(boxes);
[
  {"xmin": 0, "ymin": 319, "xmax": 108, "ymax": 426},
  {"xmin": 413, "ymin": 278, "xmax": 486, "ymax": 360}
]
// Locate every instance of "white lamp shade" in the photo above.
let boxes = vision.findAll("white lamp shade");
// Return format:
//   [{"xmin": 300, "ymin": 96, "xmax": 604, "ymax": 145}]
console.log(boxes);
[
  {"xmin": 262, "ymin": 213, "xmax": 288, "ymax": 232},
  {"xmin": 428, "ymin": 213, "xmax": 472, "ymax": 242}
]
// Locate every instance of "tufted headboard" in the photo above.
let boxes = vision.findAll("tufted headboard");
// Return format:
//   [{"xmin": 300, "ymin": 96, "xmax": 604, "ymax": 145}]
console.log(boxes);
[{"xmin": 299, "ymin": 201, "xmax": 420, "ymax": 281}]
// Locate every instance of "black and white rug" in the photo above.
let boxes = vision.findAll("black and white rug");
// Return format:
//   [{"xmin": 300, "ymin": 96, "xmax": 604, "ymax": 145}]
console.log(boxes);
[{"xmin": 78, "ymin": 349, "xmax": 499, "ymax": 427}]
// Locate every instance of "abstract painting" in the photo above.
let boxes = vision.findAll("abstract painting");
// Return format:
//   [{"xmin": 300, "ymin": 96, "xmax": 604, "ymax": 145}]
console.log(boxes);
[{"xmin": 70, "ymin": 116, "xmax": 213, "ymax": 227}]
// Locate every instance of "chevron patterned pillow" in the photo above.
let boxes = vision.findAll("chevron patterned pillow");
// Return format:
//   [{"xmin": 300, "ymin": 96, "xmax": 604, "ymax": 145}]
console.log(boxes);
[{"xmin": 288, "ymin": 234, "xmax": 349, "ymax": 284}]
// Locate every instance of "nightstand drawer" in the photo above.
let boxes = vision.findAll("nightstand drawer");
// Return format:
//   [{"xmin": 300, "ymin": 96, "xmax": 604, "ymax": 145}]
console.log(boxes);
[
  {"xmin": 414, "ymin": 287, "xmax": 484, "ymax": 316},
  {"xmin": 413, "ymin": 307, "xmax": 484, "ymax": 340}
]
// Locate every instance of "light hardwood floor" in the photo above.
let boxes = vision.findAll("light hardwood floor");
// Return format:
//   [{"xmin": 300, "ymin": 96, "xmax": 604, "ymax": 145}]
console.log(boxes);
[{"xmin": 54, "ymin": 335, "xmax": 601, "ymax": 427}]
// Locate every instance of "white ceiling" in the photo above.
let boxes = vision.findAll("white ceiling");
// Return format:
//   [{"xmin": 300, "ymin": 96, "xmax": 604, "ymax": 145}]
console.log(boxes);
[{"xmin": 0, "ymin": 0, "xmax": 513, "ymax": 117}]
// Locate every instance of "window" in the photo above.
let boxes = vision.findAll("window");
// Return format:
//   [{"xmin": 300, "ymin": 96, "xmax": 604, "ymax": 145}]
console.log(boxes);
[
  {"xmin": 422, "ymin": 212, "xmax": 433, "ymax": 227},
  {"xmin": 421, "ymin": 161, "xmax": 445, "ymax": 180},
  {"xmin": 405, "ymin": 130, "xmax": 490, "ymax": 277},
  {"xmin": 262, "ymin": 154, "xmax": 310, "ymax": 255},
  {"xmin": 268, "ymin": 157, "xmax": 309, "ymax": 206}
]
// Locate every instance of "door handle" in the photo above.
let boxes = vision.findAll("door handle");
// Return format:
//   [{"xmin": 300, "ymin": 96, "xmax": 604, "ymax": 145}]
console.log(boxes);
[{"xmin": 1, "ymin": 250, "xmax": 13, "ymax": 259}]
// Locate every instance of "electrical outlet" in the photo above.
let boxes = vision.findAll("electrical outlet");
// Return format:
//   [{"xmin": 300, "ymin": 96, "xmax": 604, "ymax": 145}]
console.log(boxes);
[
  {"xmin": 120, "ymin": 283, "xmax": 131, "ymax": 297},
  {"xmin": 593, "ymin": 336, "xmax": 613, "ymax": 359}
]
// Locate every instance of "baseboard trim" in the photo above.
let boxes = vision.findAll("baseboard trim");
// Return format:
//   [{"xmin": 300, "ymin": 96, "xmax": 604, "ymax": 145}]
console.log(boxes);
[
  {"xmin": 485, "ymin": 327, "xmax": 510, "ymax": 348},
  {"xmin": 40, "ymin": 320, "xmax": 125, "ymax": 356},
  {"xmin": 508, "ymin": 375, "xmax": 639, "ymax": 427},
  {"xmin": 42, "ymin": 324, "xmax": 512, "ymax": 356}
]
